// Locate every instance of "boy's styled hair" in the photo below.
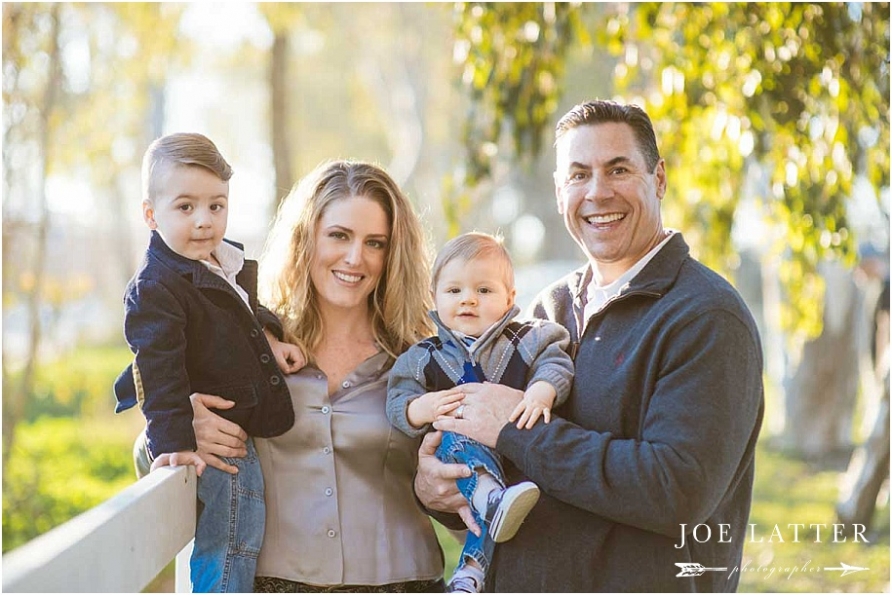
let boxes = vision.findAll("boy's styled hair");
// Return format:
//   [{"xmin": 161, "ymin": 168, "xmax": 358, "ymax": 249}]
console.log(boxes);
[
  {"xmin": 142, "ymin": 132, "xmax": 233, "ymax": 201},
  {"xmin": 431, "ymin": 232, "xmax": 515, "ymax": 293},
  {"xmin": 259, "ymin": 160, "xmax": 434, "ymax": 361}
]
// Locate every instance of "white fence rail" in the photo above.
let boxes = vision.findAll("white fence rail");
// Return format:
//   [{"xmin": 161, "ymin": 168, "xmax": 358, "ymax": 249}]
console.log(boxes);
[{"xmin": 2, "ymin": 466, "xmax": 197, "ymax": 593}]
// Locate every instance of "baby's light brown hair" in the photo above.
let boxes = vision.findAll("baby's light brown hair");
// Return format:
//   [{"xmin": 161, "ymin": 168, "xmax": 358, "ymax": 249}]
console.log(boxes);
[{"xmin": 431, "ymin": 232, "xmax": 515, "ymax": 293}]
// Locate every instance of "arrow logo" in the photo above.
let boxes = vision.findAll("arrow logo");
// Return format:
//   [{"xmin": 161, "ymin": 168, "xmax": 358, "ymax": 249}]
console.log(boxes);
[
  {"xmin": 824, "ymin": 562, "xmax": 869, "ymax": 577},
  {"xmin": 674, "ymin": 563, "xmax": 728, "ymax": 577}
]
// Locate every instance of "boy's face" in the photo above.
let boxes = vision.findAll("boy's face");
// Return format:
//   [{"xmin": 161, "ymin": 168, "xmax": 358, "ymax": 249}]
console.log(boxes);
[
  {"xmin": 434, "ymin": 254, "xmax": 516, "ymax": 337},
  {"xmin": 143, "ymin": 164, "xmax": 229, "ymax": 261}
]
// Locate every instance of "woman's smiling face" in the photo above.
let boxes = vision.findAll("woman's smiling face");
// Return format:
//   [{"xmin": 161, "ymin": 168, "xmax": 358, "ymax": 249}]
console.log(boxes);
[{"xmin": 310, "ymin": 195, "xmax": 390, "ymax": 314}]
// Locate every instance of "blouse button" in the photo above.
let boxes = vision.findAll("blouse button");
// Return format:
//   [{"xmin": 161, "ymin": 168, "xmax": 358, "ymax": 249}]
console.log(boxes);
[
  {"xmin": 321, "ymin": 406, "xmax": 331, "ymax": 414},
  {"xmin": 327, "ymin": 529, "xmax": 337, "ymax": 538},
  {"xmin": 341, "ymin": 380, "xmax": 351, "ymax": 388},
  {"xmin": 323, "ymin": 446, "xmax": 331, "ymax": 454},
  {"xmin": 325, "ymin": 488, "xmax": 333, "ymax": 496},
  {"xmin": 260, "ymin": 353, "xmax": 271, "ymax": 364}
]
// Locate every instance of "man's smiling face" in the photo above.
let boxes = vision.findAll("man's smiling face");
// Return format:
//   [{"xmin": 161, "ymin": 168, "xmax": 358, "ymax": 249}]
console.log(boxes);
[{"xmin": 554, "ymin": 122, "xmax": 667, "ymax": 285}]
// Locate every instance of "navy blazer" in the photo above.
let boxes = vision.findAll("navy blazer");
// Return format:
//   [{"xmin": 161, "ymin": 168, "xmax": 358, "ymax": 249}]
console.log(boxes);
[{"xmin": 114, "ymin": 231, "xmax": 294, "ymax": 459}]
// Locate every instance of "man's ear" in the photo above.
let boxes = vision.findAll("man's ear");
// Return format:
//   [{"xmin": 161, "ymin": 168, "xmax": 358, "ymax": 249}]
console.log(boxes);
[
  {"xmin": 654, "ymin": 160, "xmax": 667, "ymax": 201},
  {"xmin": 142, "ymin": 200, "xmax": 157, "ymax": 229},
  {"xmin": 554, "ymin": 172, "xmax": 565, "ymax": 215}
]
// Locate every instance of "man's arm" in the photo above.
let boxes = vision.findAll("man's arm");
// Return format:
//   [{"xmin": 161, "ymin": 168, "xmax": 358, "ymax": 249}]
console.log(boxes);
[{"xmin": 499, "ymin": 309, "xmax": 763, "ymax": 537}]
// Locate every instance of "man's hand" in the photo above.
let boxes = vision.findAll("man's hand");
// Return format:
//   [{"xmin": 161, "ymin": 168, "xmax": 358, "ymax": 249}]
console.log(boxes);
[
  {"xmin": 407, "ymin": 389, "xmax": 464, "ymax": 428},
  {"xmin": 415, "ymin": 431, "xmax": 480, "ymax": 536},
  {"xmin": 191, "ymin": 392, "xmax": 248, "ymax": 474},
  {"xmin": 264, "ymin": 329, "xmax": 306, "ymax": 374},
  {"xmin": 433, "ymin": 382, "xmax": 523, "ymax": 447},
  {"xmin": 151, "ymin": 450, "xmax": 207, "ymax": 476}
]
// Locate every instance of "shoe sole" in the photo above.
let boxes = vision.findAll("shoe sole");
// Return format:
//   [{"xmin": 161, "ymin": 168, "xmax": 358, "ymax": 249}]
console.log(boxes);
[{"xmin": 489, "ymin": 482, "xmax": 540, "ymax": 543}]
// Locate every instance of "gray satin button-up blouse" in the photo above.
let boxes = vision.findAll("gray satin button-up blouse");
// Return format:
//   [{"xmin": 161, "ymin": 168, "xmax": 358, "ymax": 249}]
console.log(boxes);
[{"xmin": 254, "ymin": 350, "xmax": 444, "ymax": 586}]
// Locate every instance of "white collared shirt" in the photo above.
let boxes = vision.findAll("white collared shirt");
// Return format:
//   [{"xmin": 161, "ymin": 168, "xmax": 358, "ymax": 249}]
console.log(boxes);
[
  {"xmin": 201, "ymin": 240, "xmax": 251, "ymax": 309},
  {"xmin": 583, "ymin": 229, "xmax": 677, "ymax": 322}
]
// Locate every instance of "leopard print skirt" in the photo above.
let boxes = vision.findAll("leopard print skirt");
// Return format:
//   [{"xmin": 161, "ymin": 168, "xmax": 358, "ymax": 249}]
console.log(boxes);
[{"xmin": 253, "ymin": 576, "xmax": 445, "ymax": 593}]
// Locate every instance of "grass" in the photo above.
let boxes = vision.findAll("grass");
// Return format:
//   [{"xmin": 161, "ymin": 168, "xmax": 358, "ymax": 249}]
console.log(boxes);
[{"xmin": 739, "ymin": 443, "xmax": 889, "ymax": 592}]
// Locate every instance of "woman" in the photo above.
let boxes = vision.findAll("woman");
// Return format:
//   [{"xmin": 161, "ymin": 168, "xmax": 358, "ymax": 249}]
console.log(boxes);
[{"xmin": 192, "ymin": 160, "xmax": 445, "ymax": 592}]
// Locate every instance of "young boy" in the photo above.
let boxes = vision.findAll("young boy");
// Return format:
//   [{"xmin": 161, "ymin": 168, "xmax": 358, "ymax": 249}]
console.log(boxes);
[
  {"xmin": 113, "ymin": 132, "xmax": 304, "ymax": 593},
  {"xmin": 386, "ymin": 232, "xmax": 575, "ymax": 593}
]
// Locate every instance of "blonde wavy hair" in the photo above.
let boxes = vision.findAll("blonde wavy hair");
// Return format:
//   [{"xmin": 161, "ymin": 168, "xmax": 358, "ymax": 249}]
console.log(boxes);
[{"xmin": 259, "ymin": 160, "xmax": 434, "ymax": 361}]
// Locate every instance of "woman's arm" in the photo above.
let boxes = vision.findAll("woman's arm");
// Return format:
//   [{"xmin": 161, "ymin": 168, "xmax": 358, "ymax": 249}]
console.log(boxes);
[{"xmin": 190, "ymin": 392, "xmax": 249, "ymax": 474}]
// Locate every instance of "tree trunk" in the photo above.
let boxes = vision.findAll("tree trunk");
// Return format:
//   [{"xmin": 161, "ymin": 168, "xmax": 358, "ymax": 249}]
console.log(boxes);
[
  {"xmin": 837, "ymin": 370, "xmax": 890, "ymax": 529},
  {"xmin": 270, "ymin": 31, "xmax": 292, "ymax": 210},
  {"xmin": 783, "ymin": 261, "xmax": 862, "ymax": 460},
  {"xmin": 837, "ymin": 279, "xmax": 890, "ymax": 530}
]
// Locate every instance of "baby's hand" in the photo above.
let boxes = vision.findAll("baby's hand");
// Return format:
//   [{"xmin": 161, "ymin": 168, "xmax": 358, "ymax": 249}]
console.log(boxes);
[
  {"xmin": 151, "ymin": 450, "xmax": 208, "ymax": 477},
  {"xmin": 265, "ymin": 330, "xmax": 306, "ymax": 374},
  {"xmin": 509, "ymin": 392, "xmax": 554, "ymax": 430},
  {"xmin": 407, "ymin": 389, "xmax": 465, "ymax": 427}
]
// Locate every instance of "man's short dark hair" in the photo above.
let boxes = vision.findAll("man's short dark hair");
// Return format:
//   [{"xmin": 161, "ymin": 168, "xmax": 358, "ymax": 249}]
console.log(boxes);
[{"xmin": 555, "ymin": 100, "xmax": 662, "ymax": 172}]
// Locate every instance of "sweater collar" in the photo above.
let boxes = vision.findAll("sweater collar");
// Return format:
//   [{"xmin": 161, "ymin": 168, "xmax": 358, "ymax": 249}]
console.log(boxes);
[
  {"xmin": 429, "ymin": 304, "xmax": 521, "ymax": 357},
  {"xmin": 569, "ymin": 232, "xmax": 691, "ymax": 303}
]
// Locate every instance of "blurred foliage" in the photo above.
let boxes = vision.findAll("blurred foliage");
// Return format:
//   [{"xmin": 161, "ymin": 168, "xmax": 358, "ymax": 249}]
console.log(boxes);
[
  {"xmin": 455, "ymin": 2, "xmax": 890, "ymax": 344},
  {"xmin": 2, "ymin": 3, "xmax": 185, "ymax": 194},
  {"xmin": 606, "ymin": 2, "xmax": 890, "ymax": 344},
  {"xmin": 453, "ymin": 2, "xmax": 587, "ymax": 183},
  {"xmin": 12, "ymin": 345, "xmax": 135, "ymax": 420},
  {"xmin": 447, "ymin": 2, "xmax": 589, "ymax": 235},
  {"xmin": 2, "ymin": 345, "xmax": 141, "ymax": 553},
  {"xmin": 2, "ymin": 415, "xmax": 138, "ymax": 553}
]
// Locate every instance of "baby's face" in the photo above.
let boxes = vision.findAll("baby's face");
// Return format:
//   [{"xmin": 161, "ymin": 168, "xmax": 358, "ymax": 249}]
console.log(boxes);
[
  {"xmin": 434, "ymin": 254, "xmax": 515, "ymax": 337},
  {"xmin": 143, "ymin": 164, "xmax": 229, "ymax": 261}
]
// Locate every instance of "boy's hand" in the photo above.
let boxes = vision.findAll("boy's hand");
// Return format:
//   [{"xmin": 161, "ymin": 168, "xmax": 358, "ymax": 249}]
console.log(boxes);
[
  {"xmin": 509, "ymin": 381, "xmax": 557, "ymax": 429},
  {"xmin": 151, "ymin": 450, "xmax": 208, "ymax": 477},
  {"xmin": 264, "ymin": 329, "xmax": 306, "ymax": 374},
  {"xmin": 407, "ymin": 389, "xmax": 464, "ymax": 428}
]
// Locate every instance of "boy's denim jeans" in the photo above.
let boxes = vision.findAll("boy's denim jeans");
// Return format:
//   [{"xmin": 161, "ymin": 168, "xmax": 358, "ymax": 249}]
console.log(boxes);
[
  {"xmin": 436, "ymin": 430, "xmax": 506, "ymax": 575},
  {"xmin": 191, "ymin": 437, "xmax": 265, "ymax": 593}
]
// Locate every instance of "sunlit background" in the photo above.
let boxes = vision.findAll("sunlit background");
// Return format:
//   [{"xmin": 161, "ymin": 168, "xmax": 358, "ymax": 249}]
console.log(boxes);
[{"xmin": 3, "ymin": 3, "xmax": 889, "ymax": 591}]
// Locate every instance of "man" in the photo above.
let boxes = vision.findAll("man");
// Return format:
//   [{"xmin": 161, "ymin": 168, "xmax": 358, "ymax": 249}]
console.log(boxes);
[{"xmin": 418, "ymin": 99, "xmax": 764, "ymax": 592}]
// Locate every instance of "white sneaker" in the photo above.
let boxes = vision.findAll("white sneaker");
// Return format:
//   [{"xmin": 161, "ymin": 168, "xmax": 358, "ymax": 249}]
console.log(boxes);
[
  {"xmin": 483, "ymin": 481, "xmax": 540, "ymax": 543},
  {"xmin": 447, "ymin": 564, "xmax": 485, "ymax": 593}
]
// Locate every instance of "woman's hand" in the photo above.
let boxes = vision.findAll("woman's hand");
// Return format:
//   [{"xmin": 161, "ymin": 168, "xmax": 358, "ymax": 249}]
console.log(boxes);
[
  {"xmin": 415, "ymin": 431, "xmax": 481, "ymax": 536},
  {"xmin": 191, "ymin": 392, "xmax": 248, "ymax": 474}
]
